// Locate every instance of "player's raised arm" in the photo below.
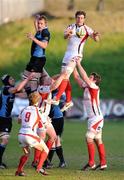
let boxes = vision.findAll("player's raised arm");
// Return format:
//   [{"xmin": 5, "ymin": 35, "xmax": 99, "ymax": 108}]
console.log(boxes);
[
  {"xmin": 9, "ymin": 72, "xmax": 35, "ymax": 94},
  {"xmin": 73, "ymin": 68, "xmax": 84, "ymax": 88},
  {"xmin": 76, "ymin": 60, "xmax": 92, "ymax": 87}
]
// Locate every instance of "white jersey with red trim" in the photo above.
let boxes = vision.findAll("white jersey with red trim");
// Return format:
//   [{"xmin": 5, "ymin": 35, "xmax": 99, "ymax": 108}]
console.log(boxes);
[
  {"xmin": 19, "ymin": 106, "xmax": 42, "ymax": 134},
  {"xmin": 62, "ymin": 23, "xmax": 94, "ymax": 64},
  {"xmin": 82, "ymin": 82, "xmax": 103, "ymax": 119},
  {"xmin": 37, "ymin": 85, "xmax": 52, "ymax": 123}
]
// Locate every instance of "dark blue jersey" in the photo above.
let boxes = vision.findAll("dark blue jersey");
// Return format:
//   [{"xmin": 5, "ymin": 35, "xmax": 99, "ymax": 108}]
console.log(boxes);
[
  {"xmin": 0, "ymin": 86, "xmax": 15, "ymax": 118},
  {"xmin": 31, "ymin": 28, "xmax": 50, "ymax": 57}
]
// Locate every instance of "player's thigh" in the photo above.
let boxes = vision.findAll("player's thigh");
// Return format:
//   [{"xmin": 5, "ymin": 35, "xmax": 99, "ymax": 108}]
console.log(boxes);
[
  {"xmin": 61, "ymin": 62, "xmax": 76, "ymax": 78},
  {"xmin": 37, "ymin": 128, "xmax": 47, "ymax": 140},
  {"xmin": 85, "ymin": 130, "xmax": 96, "ymax": 142},
  {"xmin": 46, "ymin": 123, "xmax": 57, "ymax": 138},
  {"xmin": 94, "ymin": 130, "xmax": 103, "ymax": 144}
]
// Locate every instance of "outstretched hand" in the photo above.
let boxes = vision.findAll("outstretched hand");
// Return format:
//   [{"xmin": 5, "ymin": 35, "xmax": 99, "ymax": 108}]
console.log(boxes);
[
  {"xmin": 93, "ymin": 31, "xmax": 100, "ymax": 41},
  {"xmin": 65, "ymin": 29, "xmax": 73, "ymax": 39},
  {"xmin": 27, "ymin": 32, "xmax": 34, "ymax": 40}
]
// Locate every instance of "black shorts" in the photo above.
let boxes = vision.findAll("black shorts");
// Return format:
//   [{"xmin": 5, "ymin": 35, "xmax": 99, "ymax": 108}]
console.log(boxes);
[
  {"xmin": 26, "ymin": 56, "xmax": 46, "ymax": 73},
  {"xmin": 0, "ymin": 117, "xmax": 12, "ymax": 133},
  {"xmin": 52, "ymin": 117, "xmax": 64, "ymax": 136}
]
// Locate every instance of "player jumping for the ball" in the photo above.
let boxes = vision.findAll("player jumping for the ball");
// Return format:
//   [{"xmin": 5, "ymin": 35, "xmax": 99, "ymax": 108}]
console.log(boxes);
[{"xmin": 47, "ymin": 10, "xmax": 100, "ymax": 112}]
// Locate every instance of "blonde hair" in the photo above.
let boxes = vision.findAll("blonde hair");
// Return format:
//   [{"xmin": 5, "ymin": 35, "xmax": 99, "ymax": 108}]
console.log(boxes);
[{"xmin": 29, "ymin": 92, "xmax": 41, "ymax": 105}]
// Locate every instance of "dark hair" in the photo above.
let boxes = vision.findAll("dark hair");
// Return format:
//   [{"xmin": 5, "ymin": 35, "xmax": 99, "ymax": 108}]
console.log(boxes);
[
  {"xmin": 75, "ymin": 11, "xmax": 86, "ymax": 18},
  {"xmin": 1, "ymin": 74, "xmax": 10, "ymax": 85},
  {"xmin": 38, "ymin": 15, "xmax": 47, "ymax": 24},
  {"xmin": 90, "ymin": 72, "xmax": 101, "ymax": 85}
]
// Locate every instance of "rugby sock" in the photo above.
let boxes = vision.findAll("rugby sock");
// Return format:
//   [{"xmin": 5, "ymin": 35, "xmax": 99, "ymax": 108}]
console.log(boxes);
[
  {"xmin": 46, "ymin": 139, "xmax": 54, "ymax": 150},
  {"xmin": 0, "ymin": 144, "xmax": 6, "ymax": 164},
  {"xmin": 55, "ymin": 80, "xmax": 69, "ymax": 101},
  {"xmin": 33, "ymin": 148, "xmax": 41, "ymax": 164},
  {"xmin": 98, "ymin": 143, "xmax": 106, "ymax": 165},
  {"xmin": 48, "ymin": 148, "xmax": 56, "ymax": 162},
  {"xmin": 17, "ymin": 155, "xmax": 28, "ymax": 172},
  {"xmin": 56, "ymin": 146, "xmax": 65, "ymax": 163},
  {"xmin": 65, "ymin": 81, "xmax": 72, "ymax": 103},
  {"xmin": 37, "ymin": 151, "xmax": 48, "ymax": 171},
  {"xmin": 87, "ymin": 143, "xmax": 95, "ymax": 166}
]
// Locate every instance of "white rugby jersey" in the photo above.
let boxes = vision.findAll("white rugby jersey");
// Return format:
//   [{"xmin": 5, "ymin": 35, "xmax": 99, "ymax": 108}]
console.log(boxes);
[
  {"xmin": 62, "ymin": 23, "xmax": 94, "ymax": 64},
  {"xmin": 19, "ymin": 106, "xmax": 42, "ymax": 134},
  {"xmin": 82, "ymin": 82, "xmax": 103, "ymax": 119}
]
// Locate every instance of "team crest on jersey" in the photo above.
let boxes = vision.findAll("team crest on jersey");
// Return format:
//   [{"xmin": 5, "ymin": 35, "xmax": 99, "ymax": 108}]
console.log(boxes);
[{"xmin": 76, "ymin": 27, "xmax": 86, "ymax": 38}]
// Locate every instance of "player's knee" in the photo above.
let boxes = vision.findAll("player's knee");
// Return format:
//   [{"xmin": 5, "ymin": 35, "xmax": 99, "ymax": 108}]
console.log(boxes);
[
  {"xmin": 54, "ymin": 135, "xmax": 57, "ymax": 142},
  {"xmin": 41, "ymin": 142, "xmax": 49, "ymax": 154},
  {"xmin": 50, "ymin": 134, "xmax": 57, "ymax": 143},
  {"xmin": 95, "ymin": 138, "xmax": 103, "ymax": 145},
  {"xmin": 56, "ymin": 136, "xmax": 61, "ymax": 146}
]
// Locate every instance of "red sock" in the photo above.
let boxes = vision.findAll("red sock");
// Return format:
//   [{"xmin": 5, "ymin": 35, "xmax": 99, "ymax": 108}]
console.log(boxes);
[
  {"xmin": 87, "ymin": 143, "xmax": 95, "ymax": 166},
  {"xmin": 37, "ymin": 151, "xmax": 48, "ymax": 171},
  {"xmin": 98, "ymin": 143, "xmax": 106, "ymax": 165},
  {"xmin": 46, "ymin": 139, "xmax": 54, "ymax": 151},
  {"xmin": 55, "ymin": 80, "xmax": 69, "ymax": 101},
  {"xmin": 65, "ymin": 81, "xmax": 72, "ymax": 103},
  {"xmin": 17, "ymin": 155, "xmax": 29, "ymax": 172},
  {"xmin": 33, "ymin": 148, "xmax": 41, "ymax": 163}
]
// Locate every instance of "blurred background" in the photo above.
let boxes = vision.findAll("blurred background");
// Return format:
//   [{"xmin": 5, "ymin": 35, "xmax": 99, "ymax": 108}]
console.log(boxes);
[{"xmin": 0, "ymin": 0, "xmax": 124, "ymax": 119}]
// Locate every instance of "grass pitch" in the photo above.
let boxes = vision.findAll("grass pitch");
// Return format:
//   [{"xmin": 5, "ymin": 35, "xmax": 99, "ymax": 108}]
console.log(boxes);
[{"xmin": 0, "ymin": 119, "xmax": 124, "ymax": 180}]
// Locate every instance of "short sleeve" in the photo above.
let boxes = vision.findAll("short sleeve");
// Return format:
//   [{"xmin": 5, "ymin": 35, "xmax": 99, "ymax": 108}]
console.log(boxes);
[{"xmin": 42, "ymin": 28, "xmax": 50, "ymax": 42}]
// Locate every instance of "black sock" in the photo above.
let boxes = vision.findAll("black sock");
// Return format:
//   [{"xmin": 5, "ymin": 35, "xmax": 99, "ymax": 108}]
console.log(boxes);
[
  {"xmin": 0, "ymin": 144, "xmax": 6, "ymax": 164},
  {"xmin": 48, "ymin": 148, "xmax": 56, "ymax": 162},
  {"xmin": 56, "ymin": 146, "xmax": 65, "ymax": 163}
]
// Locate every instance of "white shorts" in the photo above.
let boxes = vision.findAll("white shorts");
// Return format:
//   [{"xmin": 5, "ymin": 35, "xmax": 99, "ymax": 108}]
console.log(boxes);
[
  {"xmin": 87, "ymin": 116, "xmax": 104, "ymax": 133},
  {"xmin": 61, "ymin": 56, "xmax": 81, "ymax": 77},
  {"xmin": 18, "ymin": 131, "xmax": 41, "ymax": 148}
]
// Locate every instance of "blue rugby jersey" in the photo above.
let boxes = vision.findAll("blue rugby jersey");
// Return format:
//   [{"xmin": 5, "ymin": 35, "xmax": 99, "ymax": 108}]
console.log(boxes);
[
  {"xmin": 0, "ymin": 86, "xmax": 15, "ymax": 118},
  {"xmin": 31, "ymin": 28, "xmax": 50, "ymax": 57}
]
